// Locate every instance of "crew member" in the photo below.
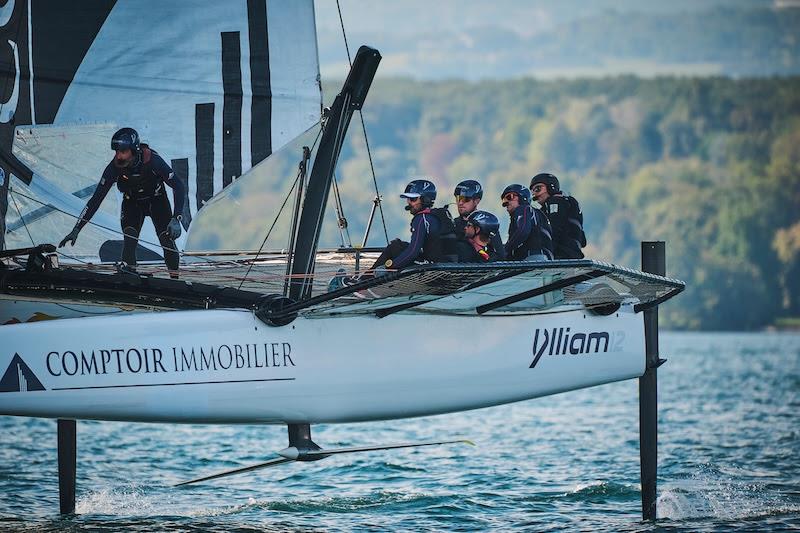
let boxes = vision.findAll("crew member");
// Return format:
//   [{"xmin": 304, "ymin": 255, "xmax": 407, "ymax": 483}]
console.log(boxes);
[
  {"xmin": 453, "ymin": 179, "xmax": 505, "ymax": 260},
  {"xmin": 59, "ymin": 127, "xmax": 185, "ymax": 274},
  {"xmin": 501, "ymin": 184, "xmax": 553, "ymax": 261},
  {"xmin": 530, "ymin": 172, "xmax": 586, "ymax": 259},
  {"xmin": 453, "ymin": 179, "xmax": 483, "ymax": 238},
  {"xmin": 370, "ymin": 178, "xmax": 458, "ymax": 270},
  {"xmin": 328, "ymin": 178, "xmax": 458, "ymax": 291},
  {"xmin": 456, "ymin": 210, "xmax": 504, "ymax": 263}
]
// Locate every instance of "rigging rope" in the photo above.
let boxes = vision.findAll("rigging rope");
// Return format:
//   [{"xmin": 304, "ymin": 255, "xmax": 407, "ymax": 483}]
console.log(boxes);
[
  {"xmin": 7, "ymin": 187, "xmax": 184, "ymax": 259},
  {"xmin": 236, "ymin": 169, "xmax": 300, "ymax": 290},
  {"xmin": 336, "ymin": 0, "xmax": 389, "ymax": 246},
  {"xmin": 237, "ymin": 126, "xmax": 324, "ymax": 289},
  {"xmin": 8, "ymin": 187, "xmax": 35, "ymax": 247}
]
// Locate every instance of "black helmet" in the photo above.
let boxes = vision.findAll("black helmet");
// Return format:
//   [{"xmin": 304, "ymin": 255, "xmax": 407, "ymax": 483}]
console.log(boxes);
[
  {"xmin": 400, "ymin": 178, "xmax": 437, "ymax": 207},
  {"xmin": 466, "ymin": 210, "xmax": 500, "ymax": 238},
  {"xmin": 453, "ymin": 179, "xmax": 483, "ymax": 200},
  {"xmin": 501, "ymin": 184, "xmax": 531, "ymax": 205},
  {"xmin": 111, "ymin": 127, "xmax": 140, "ymax": 152},
  {"xmin": 530, "ymin": 172, "xmax": 560, "ymax": 195}
]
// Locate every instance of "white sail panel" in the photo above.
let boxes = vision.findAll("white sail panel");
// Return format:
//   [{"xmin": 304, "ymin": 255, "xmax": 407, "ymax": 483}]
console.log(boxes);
[
  {"xmin": 184, "ymin": 123, "xmax": 322, "ymax": 253},
  {"xmin": 5, "ymin": 124, "xmax": 120, "ymax": 255}
]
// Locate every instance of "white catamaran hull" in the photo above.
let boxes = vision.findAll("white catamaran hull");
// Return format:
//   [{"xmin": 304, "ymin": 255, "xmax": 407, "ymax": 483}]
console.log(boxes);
[{"xmin": 0, "ymin": 306, "xmax": 644, "ymax": 423}]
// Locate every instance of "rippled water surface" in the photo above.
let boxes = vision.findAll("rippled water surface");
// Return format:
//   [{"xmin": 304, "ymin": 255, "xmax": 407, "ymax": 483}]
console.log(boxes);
[{"xmin": 1, "ymin": 332, "xmax": 798, "ymax": 531}]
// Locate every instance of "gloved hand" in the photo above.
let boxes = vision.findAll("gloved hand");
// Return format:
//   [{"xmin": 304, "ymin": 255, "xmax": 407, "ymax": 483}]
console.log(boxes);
[
  {"xmin": 59, "ymin": 227, "xmax": 80, "ymax": 248},
  {"xmin": 167, "ymin": 216, "xmax": 182, "ymax": 240}
]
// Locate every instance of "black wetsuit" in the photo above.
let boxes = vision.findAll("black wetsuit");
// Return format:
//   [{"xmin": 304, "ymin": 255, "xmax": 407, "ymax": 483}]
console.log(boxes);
[
  {"xmin": 505, "ymin": 205, "xmax": 553, "ymax": 261},
  {"xmin": 76, "ymin": 146, "xmax": 185, "ymax": 269},
  {"xmin": 542, "ymin": 194, "xmax": 586, "ymax": 259}
]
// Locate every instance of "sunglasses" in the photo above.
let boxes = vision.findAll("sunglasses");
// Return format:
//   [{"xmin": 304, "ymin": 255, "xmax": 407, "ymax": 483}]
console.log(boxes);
[
  {"xmin": 406, "ymin": 196, "xmax": 422, "ymax": 202},
  {"xmin": 502, "ymin": 193, "xmax": 518, "ymax": 202},
  {"xmin": 456, "ymin": 195, "xmax": 475, "ymax": 203},
  {"xmin": 531, "ymin": 185, "xmax": 545, "ymax": 193}
]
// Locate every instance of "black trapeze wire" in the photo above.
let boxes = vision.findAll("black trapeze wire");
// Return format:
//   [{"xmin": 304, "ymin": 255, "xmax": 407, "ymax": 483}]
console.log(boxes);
[{"xmin": 336, "ymin": 0, "xmax": 389, "ymax": 245}]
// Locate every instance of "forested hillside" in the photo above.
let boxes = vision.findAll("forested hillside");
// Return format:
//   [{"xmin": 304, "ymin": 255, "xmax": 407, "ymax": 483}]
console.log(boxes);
[{"xmin": 326, "ymin": 76, "xmax": 800, "ymax": 330}]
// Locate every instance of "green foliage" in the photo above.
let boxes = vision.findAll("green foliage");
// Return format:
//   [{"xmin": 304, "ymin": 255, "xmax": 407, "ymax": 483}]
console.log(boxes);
[{"xmin": 330, "ymin": 75, "xmax": 800, "ymax": 330}]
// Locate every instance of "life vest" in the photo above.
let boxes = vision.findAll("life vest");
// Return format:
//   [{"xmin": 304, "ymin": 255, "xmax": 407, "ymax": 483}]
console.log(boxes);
[
  {"xmin": 544, "ymin": 195, "xmax": 586, "ymax": 259},
  {"xmin": 453, "ymin": 215, "xmax": 468, "ymax": 240},
  {"xmin": 422, "ymin": 207, "xmax": 459, "ymax": 263},
  {"xmin": 509, "ymin": 205, "xmax": 554, "ymax": 260}
]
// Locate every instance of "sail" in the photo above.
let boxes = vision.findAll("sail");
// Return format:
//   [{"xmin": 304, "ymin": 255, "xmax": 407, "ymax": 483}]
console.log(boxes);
[{"xmin": 0, "ymin": 0, "xmax": 321, "ymax": 259}]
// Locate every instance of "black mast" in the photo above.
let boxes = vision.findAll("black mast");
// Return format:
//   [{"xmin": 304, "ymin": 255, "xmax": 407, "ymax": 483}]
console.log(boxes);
[{"xmin": 288, "ymin": 46, "xmax": 381, "ymax": 302}]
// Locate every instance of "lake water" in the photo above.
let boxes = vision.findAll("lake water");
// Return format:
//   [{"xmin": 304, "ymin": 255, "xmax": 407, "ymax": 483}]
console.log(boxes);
[{"xmin": 1, "ymin": 332, "xmax": 798, "ymax": 531}]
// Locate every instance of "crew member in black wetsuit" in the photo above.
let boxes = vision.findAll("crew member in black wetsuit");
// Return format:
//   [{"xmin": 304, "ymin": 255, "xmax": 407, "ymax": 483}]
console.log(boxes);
[
  {"xmin": 58, "ymin": 127, "xmax": 186, "ymax": 274},
  {"xmin": 501, "ymin": 184, "xmax": 553, "ymax": 261},
  {"xmin": 453, "ymin": 179, "xmax": 505, "ymax": 260},
  {"xmin": 530, "ymin": 173, "xmax": 586, "ymax": 259},
  {"xmin": 370, "ymin": 178, "xmax": 458, "ymax": 270},
  {"xmin": 456, "ymin": 210, "xmax": 504, "ymax": 263},
  {"xmin": 328, "ymin": 178, "xmax": 458, "ymax": 291}
]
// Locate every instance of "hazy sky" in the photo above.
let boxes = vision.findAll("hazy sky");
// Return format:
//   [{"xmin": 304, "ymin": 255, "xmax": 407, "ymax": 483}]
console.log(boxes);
[{"xmin": 313, "ymin": 0, "xmax": 785, "ymax": 80}]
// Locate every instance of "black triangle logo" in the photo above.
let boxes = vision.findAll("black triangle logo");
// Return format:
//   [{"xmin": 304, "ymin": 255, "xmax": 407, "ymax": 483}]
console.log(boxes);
[{"xmin": 0, "ymin": 354, "xmax": 46, "ymax": 392}]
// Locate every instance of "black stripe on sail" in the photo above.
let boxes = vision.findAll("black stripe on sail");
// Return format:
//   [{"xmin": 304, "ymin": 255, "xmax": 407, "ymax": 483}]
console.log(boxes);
[
  {"xmin": 0, "ymin": 0, "xmax": 36, "ymax": 189},
  {"xmin": 221, "ymin": 31, "xmax": 242, "ymax": 188},
  {"xmin": 195, "ymin": 103, "xmax": 214, "ymax": 208},
  {"xmin": 248, "ymin": 0, "xmax": 271, "ymax": 166},
  {"xmin": 31, "ymin": 0, "xmax": 116, "ymax": 125},
  {"xmin": 171, "ymin": 158, "xmax": 191, "ymax": 229}
]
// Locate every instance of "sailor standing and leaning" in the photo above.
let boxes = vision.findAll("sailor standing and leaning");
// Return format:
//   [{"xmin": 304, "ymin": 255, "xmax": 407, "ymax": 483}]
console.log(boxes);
[
  {"xmin": 529, "ymin": 173, "xmax": 586, "ymax": 259},
  {"xmin": 59, "ymin": 127, "xmax": 186, "ymax": 276},
  {"xmin": 453, "ymin": 179, "xmax": 505, "ymax": 260},
  {"xmin": 456, "ymin": 210, "xmax": 504, "ymax": 263},
  {"xmin": 501, "ymin": 184, "xmax": 553, "ymax": 261}
]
